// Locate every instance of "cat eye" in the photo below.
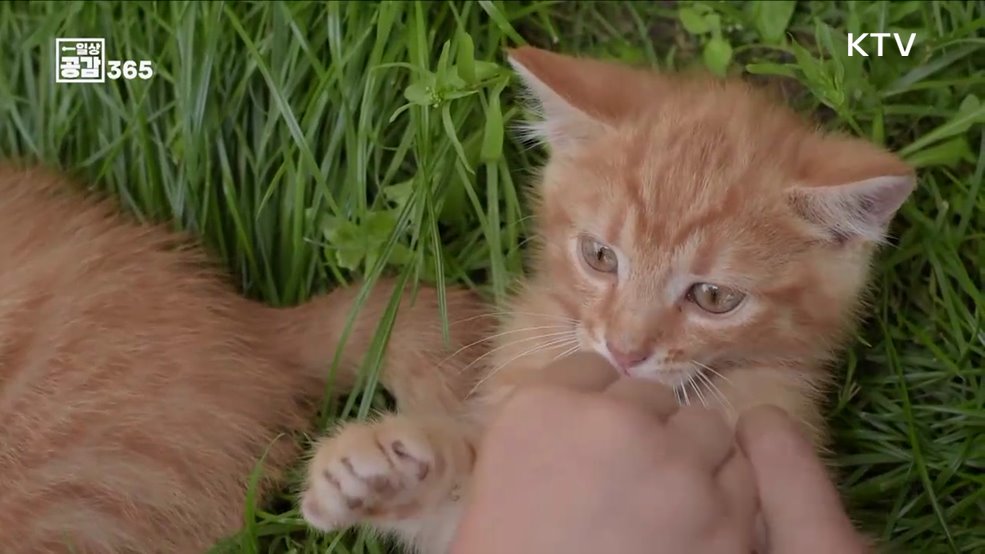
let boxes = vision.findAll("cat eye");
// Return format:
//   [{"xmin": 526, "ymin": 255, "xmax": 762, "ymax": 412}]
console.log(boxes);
[
  {"xmin": 687, "ymin": 283, "xmax": 745, "ymax": 314},
  {"xmin": 578, "ymin": 235, "xmax": 618, "ymax": 274}
]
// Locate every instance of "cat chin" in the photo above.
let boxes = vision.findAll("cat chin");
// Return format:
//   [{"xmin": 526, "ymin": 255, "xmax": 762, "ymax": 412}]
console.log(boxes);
[{"xmin": 625, "ymin": 363, "xmax": 697, "ymax": 390}]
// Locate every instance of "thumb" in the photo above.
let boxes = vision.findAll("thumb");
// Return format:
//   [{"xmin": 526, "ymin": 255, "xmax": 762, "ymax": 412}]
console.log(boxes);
[{"xmin": 736, "ymin": 405, "xmax": 867, "ymax": 554}]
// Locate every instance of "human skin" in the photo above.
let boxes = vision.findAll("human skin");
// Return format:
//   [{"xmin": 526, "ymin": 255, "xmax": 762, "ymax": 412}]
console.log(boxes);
[
  {"xmin": 450, "ymin": 353, "xmax": 867, "ymax": 554},
  {"xmin": 450, "ymin": 353, "xmax": 757, "ymax": 554},
  {"xmin": 735, "ymin": 406, "xmax": 868, "ymax": 554}
]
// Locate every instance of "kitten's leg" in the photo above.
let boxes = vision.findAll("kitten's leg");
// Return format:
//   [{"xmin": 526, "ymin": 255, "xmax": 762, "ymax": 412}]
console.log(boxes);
[{"xmin": 301, "ymin": 414, "xmax": 475, "ymax": 551}]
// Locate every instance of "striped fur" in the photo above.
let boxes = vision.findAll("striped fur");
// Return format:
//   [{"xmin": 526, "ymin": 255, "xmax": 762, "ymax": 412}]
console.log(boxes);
[{"xmin": 0, "ymin": 165, "xmax": 491, "ymax": 553}]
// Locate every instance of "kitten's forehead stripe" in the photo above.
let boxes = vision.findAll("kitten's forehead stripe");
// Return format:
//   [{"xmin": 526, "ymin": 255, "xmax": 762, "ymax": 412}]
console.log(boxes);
[{"xmin": 687, "ymin": 234, "xmax": 717, "ymax": 277}]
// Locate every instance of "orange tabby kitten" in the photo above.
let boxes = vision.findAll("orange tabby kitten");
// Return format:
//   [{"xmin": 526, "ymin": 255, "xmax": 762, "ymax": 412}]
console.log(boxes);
[
  {"xmin": 0, "ymin": 165, "xmax": 491, "ymax": 553},
  {"xmin": 300, "ymin": 46, "xmax": 916, "ymax": 552}
]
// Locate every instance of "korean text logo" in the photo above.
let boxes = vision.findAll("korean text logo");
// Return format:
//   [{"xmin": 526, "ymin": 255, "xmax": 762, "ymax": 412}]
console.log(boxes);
[{"xmin": 55, "ymin": 38, "xmax": 154, "ymax": 84}]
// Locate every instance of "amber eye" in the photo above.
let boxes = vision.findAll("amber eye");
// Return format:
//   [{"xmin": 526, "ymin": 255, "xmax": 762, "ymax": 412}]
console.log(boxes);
[
  {"xmin": 687, "ymin": 283, "xmax": 745, "ymax": 314},
  {"xmin": 578, "ymin": 236, "xmax": 618, "ymax": 274}
]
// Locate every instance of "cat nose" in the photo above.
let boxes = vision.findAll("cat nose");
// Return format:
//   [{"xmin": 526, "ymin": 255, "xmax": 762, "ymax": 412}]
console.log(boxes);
[{"xmin": 605, "ymin": 341, "xmax": 650, "ymax": 370}]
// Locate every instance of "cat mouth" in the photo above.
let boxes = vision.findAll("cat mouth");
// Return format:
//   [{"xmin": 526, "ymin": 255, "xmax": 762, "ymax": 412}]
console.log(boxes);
[
  {"xmin": 647, "ymin": 366, "xmax": 699, "ymax": 389},
  {"xmin": 616, "ymin": 359, "xmax": 693, "ymax": 382},
  {"xmin": 583, "ymin": 339, "xmax": 710, "ymax": 394},
  {"xmin": 610, "ymin": 358, "xmax": 700, "ymax": 391}
]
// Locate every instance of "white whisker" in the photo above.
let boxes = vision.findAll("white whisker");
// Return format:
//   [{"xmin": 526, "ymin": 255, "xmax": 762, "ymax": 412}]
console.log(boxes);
[
  {"xmin": 695, "ymin": 367, "xmax": 735, "ymax": 419},
  {"xmin": 502, "ymin": 311, "xmax": 579, "ymax": 324},
  {"xmin": 690, "ymin": 374, "xmax": 709, "ymax": 409},
  {"xmin": 694, "ymin": 370, "xmax": 714, "ymax": 405},
  {"xmin": 448, "ymin": 310, "xmax": 578, "ymax": 327},
  {"xmin": 549, "ymin": 343, "xmax": 582, "ymax": 363},
  {"xmin": 456, "ymin": 330, "xmax": 576, "ymax": 375},
  {"xmin": 697, "ymin": 371, "xmax": 724, "ymax": 412},
  {"xmin": 692, "ymin": 360, "xmax": 733, "ymax": 386},
  {"xmin": 440, "ymin": 324, "xmax": 571, "ymax": 364},
  {"xmin": 468, "ymin": 336, "xmax": 580, "ymax": 396}
]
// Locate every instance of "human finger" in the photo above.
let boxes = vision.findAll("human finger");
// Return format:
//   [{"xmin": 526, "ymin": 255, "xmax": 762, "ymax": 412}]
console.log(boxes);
[
  {"xmin": 714, "ymin": 448, "xmax": 757, "ymax": 531},
  {"xmin": 602, "ymin": 378, "xmax": 680, "ymax": 420},
  {"xmin": 665, "ymin": 405, "xmax": 735, "ymax": 471},
  {"xmin": 517, "ymin": 351, "xmax": 618, "ymax": 392},
  {"xmin": 698, "ymin": 448, "xmax": 758, "ymax": 554},
  {"xmin": 736, "ymin": 405, "xmax": 867, "ymax": 554}
]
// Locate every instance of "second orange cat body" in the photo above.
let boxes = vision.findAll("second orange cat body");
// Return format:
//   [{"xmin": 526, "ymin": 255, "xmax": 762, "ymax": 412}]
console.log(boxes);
[{"xmin": 0, "ymin": 166, "xmax": 491, "ymax": 552}]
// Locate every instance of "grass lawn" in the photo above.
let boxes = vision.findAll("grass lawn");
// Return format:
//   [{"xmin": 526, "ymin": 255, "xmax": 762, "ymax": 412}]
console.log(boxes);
[{"xmin": 1, "ymin": 1, "xmax": 982, "ymax": 553}]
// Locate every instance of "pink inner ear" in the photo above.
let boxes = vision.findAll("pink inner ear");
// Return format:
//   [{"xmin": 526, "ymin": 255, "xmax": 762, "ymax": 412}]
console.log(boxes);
[
  {"xmin": 792, "ymin": 174, "xmax": 916, "ymax": 243},
  {"xmin": 506, "ymin": 46, "xmax": 671, "ymax": 149},
  {"xmin": 507, "ymin": 46, "xmax": 658, "ymax": 123},
  {"xmin": 507, "ymin": 49, "xmax": 604, "ymax": 148},
  {"xmin": 507, "ymin": 58, "xmax": 605, "ymax": 148},
  {"xmin": 860, "ymin": 175, "xmax": 918, "ymax": 225}
]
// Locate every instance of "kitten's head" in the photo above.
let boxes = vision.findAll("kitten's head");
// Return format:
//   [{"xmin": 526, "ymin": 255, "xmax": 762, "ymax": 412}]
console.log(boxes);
[{"xmin": 509, "ymin": 46, "xmax": 915, "ymax": 388}]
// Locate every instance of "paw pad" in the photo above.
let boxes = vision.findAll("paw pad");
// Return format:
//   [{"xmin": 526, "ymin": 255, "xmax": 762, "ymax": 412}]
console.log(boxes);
[{"xmin": 301, "ymin": 422, "xmax": 440, "ymax": 530}]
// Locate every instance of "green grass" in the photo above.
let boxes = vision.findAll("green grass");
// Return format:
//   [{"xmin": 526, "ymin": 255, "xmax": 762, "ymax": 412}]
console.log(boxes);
[{"xmin": 1, "ymin": 1, "xmax": 982, "ymax": 552}]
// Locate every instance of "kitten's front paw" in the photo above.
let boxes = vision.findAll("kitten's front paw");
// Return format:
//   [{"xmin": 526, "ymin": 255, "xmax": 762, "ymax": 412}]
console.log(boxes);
[{"xmin": 301, "ymin": 417, "xmax": 455, "ymax": 531}]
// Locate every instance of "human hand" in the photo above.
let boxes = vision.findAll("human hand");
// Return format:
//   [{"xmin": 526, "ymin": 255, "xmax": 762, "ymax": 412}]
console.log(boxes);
[
  {"xmin": 450, "ymin": 352, "xmax": 758, "ymax": 554},
  {"xmin": 736, "ymin": 406, "xmax": 870, "ymax": 554}
]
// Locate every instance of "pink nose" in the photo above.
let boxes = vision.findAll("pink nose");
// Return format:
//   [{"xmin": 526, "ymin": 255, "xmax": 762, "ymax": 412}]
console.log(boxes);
[{"xmin": 606, "ymin": 341, "xmax": 650, "ymax": 370}]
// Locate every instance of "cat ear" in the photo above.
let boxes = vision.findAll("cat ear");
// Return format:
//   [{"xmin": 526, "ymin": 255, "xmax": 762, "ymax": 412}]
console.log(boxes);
[
  {"xmin": 790, "ymin": 139, "xmax": 916, "ymax": 243},
  {"xmin": 506, "ymin": 46, "xmax": 655, "ymax": 150},
  {"xmin": 789, "ymin": 175, "xmax": 916, "ymax": 243},
  {"xmin": 506, "ymin": 47, "xmax": 606, "ymax": 149}
]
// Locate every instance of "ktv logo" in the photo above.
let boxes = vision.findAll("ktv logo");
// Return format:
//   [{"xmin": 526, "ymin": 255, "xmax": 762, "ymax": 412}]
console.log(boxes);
[{"xmin": 847, "ymin": 33, "xmax": 917, "ymax": 57}]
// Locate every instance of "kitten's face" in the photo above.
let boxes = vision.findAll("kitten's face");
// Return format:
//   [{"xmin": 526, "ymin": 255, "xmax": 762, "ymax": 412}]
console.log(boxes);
[
  {"xmin": 538, "ymin": 131, "xmax": 833, "ymax": 388},
  {"xmin": 509, "ymin": 47, "xmax": 915, "ymax": 388}
]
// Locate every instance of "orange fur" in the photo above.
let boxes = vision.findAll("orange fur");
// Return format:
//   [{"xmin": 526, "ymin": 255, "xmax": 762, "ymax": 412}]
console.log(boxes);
[
  {"xmin": 0, "ymin": 165, "xmax": 491, "ymax": 553},
  {"xmin": 301, "ymin": 47, "xmax": 916, "ymax": 553}
]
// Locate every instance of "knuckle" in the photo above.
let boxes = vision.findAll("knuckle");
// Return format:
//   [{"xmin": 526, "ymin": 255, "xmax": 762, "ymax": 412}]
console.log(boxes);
[
  {"xmin": 583, "ymin": 396, "xmax": 654, "ymax": 437},
  {"xmin": 747, "ymin": 419, "xmax": 807, "ymax": 461},
  {"xmin": 658, "ymin": 462, "xmax": 721, "ymax": 514},
  {"xmin": 491, "ymin": 385, "xmax": 584, "ymax": 436},
  {"xmin": 738, "ymin": 406, "xmax": 813, "ymax": 458},
  {"xmin": 675, "ymin": 404, "xmax": 730, "ymax": 430},
  {"xmin": 509, "ymin": 385, "xmax": 576, "ymax": 413}
]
